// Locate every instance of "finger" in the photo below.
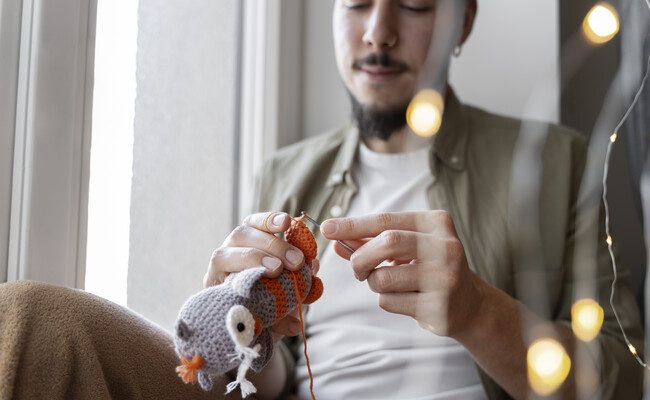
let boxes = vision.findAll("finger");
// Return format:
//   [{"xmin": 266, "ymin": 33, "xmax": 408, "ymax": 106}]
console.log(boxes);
[
  {"xmin": 271, "ymin": 314, "xmax": 302, "ymax": 339},
  {"xmin": 366, "ymin": 264, "xmax": 421, "ymax": 293},
  {"xmin": 378, "ymin": 292, "xmax": 418, "ymax": 318},
  {"xmin": 242, "ymin": 211, "xmax": 291, "ymax": 234},
  {"xmin": 332, "ymin": 239, "xmax": 367, "ymax": 260},
  {"xmin": 223, "ymin": 225, "xmax": 305, "ymax": 270},
  {"xmin": 271, "ymin": 309, "xmax": 301, "ymax": 340},
  {"xmin": 350, "ymin": 230, "xmax": 424, "ymax": 280},
  {"xmin": 204, "ymin": 247, "xmax": 284, "ymax": 287},
  {"xmin": 321, "ymin": 210, "xmax": 457, "ymax": 240},
  {"xmin": 310, "ymin": 258, "xmax": 320, "ymax": 276}
]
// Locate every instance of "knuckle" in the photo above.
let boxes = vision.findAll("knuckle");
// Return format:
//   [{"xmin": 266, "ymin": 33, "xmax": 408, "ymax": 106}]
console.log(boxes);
[
  {"xmin": 376, "ymin": 212, "xmax": 394, "ymax": 230},
  {"xmin": 380, "ymin": 230, "xmax": 401, "ymax": 247},
  {"xmin": 210, "ymin": 247, "xmax": 227, "ymax": 263},
  {"xmin": 342, "ymin": 218, "xmax": 356, "ymax": 233},
  {"xmin": 444, "ymin": 238, "xmax": 464, "ymax": 261},
  {"xmin": 230, "ymin": 225, "xmax": 249, "ymax": 243},
  {"xmin": 262, "ymin": 235, "xmax": 280, "ymax": 253},
  {"xmin": 375, "ymin": 270, "xmax": 394, "ymax": 291},
  {"xmin": 241, "ymin": 247, "xmax": 260, "ymax": 261},
  {"xmin": 241, "ymin": 214, "xmax": 252, "ymax": 225}
]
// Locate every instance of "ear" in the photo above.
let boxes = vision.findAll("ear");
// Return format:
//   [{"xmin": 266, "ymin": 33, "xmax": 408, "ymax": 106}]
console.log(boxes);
[
  {"xmin": 228, "ymin": 267, "xmax": 266, "ymax": 298},
  {"xmin": 460, "ymin": 0, "xmax": 477, "ymax": 46}
]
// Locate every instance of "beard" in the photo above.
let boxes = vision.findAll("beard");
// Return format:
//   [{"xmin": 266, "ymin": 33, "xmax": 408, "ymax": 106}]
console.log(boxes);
[
  {"xmin": 347, "ymin": 52, "xmax": 410, "ymax": 141},
  {"xmin": 349, "ymin": 91, "xmax": 409, "ymax": 142}
]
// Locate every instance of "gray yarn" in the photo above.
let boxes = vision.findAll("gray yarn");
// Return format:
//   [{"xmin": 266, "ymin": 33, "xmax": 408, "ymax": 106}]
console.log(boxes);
[{"xmin": 173, "ymin": 264, "xmax": 314, "ymax": 394}]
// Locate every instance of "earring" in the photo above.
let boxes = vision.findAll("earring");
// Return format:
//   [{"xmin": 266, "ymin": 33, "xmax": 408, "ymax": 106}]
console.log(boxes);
[
  {"xmin": 386, "ymin": 37, "xmax": 398, "ymax": 48},
  {"xmin": 453, "ymin": 46, "xmax": 462, "ymax": 58}
]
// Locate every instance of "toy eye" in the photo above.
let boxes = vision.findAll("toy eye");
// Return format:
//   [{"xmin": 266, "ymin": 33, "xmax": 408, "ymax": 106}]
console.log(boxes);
[{"xmin": 226, "ymin": 305, "xmax": 255, "ymax": 348}]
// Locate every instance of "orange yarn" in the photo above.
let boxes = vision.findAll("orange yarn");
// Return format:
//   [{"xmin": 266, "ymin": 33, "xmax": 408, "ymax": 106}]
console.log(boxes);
[
  {"xmin": 286, "ymin": 215, "xmax": 318, "ymax": 263},
  {"xmin": 259, "ymin": 277, "xmax": 288, "ymax": 321},
  {"xmin": 290, "ymin": 273, "xmax": 316, "ymax": 400},
  {"xmin": 175, "ymin": 354, "xmax": 205, "ymax": 384}
]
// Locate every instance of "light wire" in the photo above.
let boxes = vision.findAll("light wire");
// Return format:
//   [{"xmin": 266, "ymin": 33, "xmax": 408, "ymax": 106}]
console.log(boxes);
[{"xmin": 602, "ymin": 3, "xmax": 650, "ymax": 366}]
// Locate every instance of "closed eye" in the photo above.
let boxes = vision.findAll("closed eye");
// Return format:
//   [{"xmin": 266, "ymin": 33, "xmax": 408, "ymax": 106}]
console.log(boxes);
[
  {"xmin": 399, "ymin": 5, "xmax": 431, "ymax": 13},
  {"xmin": 344, "ymin": 1, "xmax": 370, "ymax": 10}
]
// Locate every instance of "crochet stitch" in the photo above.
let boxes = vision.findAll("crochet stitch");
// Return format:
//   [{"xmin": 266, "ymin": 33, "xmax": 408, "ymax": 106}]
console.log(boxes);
[{"xmin": 173, "ymin": 217, "xmax": 323, "ymax": 397}]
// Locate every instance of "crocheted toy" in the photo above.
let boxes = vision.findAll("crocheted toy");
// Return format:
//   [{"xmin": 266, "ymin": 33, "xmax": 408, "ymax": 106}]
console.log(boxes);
[{"xmin": 174, "ymin": 215, "xmax": 323, "ymax": 398}]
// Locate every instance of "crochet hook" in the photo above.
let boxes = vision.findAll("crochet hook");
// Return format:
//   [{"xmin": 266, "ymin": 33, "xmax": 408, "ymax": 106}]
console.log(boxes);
[{"xmin": 301, "ymin": 212, "xmax": 356, "ymax": 254}]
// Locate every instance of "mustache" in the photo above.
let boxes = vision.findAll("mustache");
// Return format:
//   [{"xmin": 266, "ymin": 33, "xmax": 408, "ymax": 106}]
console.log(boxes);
[{"xmin": 353, "ymin": 52, "xmax": 408, "ymax": 71}]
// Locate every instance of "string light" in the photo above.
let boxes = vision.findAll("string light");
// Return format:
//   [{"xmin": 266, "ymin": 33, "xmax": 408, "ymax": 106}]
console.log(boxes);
[
  {"xmin": 527, "ymin": 338, "xmax": 572, "ymax": 396},
  {"xmin": 582, "ymin": 2, "xmax": 620, "ymax": 45},
  {"xmin": 406, "ymin": 89, "xmax": 445, "ymax": 137},
  {"xmin": 600, "ymin": 1, "xmax": 650, "ymax": 365},
  {"xmin": 571, "ymin": 299, "xmax": 605, "ymax": 342}
]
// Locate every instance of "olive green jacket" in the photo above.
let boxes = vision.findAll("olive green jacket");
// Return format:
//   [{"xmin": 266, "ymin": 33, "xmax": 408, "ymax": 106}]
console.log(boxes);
[{"xmin": 252, "ymin": 92, "xmax": 643, "ymax": 399}]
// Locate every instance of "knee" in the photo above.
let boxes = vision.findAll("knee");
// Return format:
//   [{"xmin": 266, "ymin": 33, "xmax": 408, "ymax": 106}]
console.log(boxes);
[
  {"xmin": 0, "ymin": 280, "xmax": 89, "ymax": 325},
  {"xmin": 0, "ymin": 280, "xmax": 65, "ymax": 307}
]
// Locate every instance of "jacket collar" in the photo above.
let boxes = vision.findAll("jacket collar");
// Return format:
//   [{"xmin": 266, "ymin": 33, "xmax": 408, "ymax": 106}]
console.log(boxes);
[{"xmin": 326, "ymin": 87, "xmax": 468, "ymax": 188}]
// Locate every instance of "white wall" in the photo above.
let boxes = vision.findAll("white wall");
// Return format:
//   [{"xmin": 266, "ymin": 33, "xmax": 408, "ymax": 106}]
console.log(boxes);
[
  {"xmin": 128, "ymin": 0, "xmax": 239, "ymax": 331},
  {"xmin": 300, "ymin": 0, "xmax": 560, "ymax": 139},
  {"xmin": 449, "ymin": 0, "xmax": 559, "ymax": 123}
]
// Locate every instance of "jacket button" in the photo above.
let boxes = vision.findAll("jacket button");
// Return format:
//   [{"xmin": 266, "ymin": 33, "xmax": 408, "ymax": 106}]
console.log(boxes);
[{"xmin": 329, "ymin": 205, "xmax": 343, "ymax": 217}]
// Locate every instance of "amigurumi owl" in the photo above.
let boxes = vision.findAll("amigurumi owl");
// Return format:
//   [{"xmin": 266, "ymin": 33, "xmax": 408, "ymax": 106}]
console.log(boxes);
[{"xmin": 173, "ymin": 215, "xmax": 323, "ymax": 398}]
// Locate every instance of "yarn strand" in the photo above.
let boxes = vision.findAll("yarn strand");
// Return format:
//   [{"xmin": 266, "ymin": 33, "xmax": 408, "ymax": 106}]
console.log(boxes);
[{"xmin": 290, "ymin": 272, "xmax": 316, "ymax": 400}]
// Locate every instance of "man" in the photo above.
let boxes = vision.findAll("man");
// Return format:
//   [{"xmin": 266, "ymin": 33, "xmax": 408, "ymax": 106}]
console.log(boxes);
[
  {"xmin": 204, "ymin": 0, "xmax": 643, "ymax": 398},
  {"xmin": 0, "ymin": 0, "xmax": 643, "ymax": 399}
]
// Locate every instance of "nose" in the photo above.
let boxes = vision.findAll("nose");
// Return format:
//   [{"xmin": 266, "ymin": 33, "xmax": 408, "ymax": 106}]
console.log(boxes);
[
  {"xmin": 362, "ymin": 4, "xmax": 398, "ymax": 49},
  {"xmin": 176, "ymin": 319, "xmax": 193, "ymax": 340}
]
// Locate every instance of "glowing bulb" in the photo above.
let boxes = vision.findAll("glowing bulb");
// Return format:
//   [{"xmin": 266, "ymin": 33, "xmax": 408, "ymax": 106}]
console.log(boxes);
[
  {"xmin": 571, "ymin": 299, "xmax": 604, "ymax": 342},
  {"xmin": 629, "ymin": 344, "xmax": 638, "ymax": 356},
  {"xmin": 527, "ymin": 338, "xmax": 571, "ymax": 396},
  {"xmin": 610, "ymin": 133, "xmax": 618, "ymax": 143},
  {"xmin": 406, "ymin": 89, "xmax": 444, "ymax": 137},
  {"xmin": 606, "ymin": 235, "xmax": 613, "ymax": 246},
  {"xmin": 582, "ymin": 2, "xmax": 620, "ymax": 45}
]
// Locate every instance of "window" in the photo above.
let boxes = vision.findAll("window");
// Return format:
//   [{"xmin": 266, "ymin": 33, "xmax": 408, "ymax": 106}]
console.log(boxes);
[{"xmin": 86, "ymin": 0, "xmax": 241, "ymax": 330}]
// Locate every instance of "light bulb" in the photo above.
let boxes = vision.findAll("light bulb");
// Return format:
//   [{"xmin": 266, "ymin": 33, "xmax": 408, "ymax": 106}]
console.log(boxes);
[
  {"xmin": 582, "ymin": 2, "xmax": 620, "ymax": 45},
  {"xmin": 406, "ymin": 89, "xmax": 444, "ymax": 137},
  {"xmin": 571, "ymin": 298, "xmax": 604, "ymax": 342},
  {"xmin": 527, "ymin": 338, "xmax": 571, "ymax": 396}
]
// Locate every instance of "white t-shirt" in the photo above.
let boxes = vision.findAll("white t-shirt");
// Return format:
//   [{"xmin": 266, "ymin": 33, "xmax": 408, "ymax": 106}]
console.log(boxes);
[{"xmin": 295, "ymin": 142, "xmax": 486, "ymax": 400}]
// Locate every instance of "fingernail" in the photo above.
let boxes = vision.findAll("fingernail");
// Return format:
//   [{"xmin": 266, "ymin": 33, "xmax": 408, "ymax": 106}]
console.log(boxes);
[
  {"xmin": 262, "ymin": 256, "xmax": 282, "ymax": 271},
  {"xmin": 321, "ymin": 220, "xmax": 337, "ymax": 235},
  {"xmin": 286, "ymin": 250, "xmax": 303, "ymax": 266},
  {"xmin": 289, "ymin": 321, "xmax": 302, "ymax": 336},
  {"xmin": 272, "ymin": 213, "xmax": 286, "ymax": 227}
]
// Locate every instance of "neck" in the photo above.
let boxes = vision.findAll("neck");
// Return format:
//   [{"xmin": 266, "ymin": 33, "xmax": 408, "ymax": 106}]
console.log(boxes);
[{"xmin": 362, "ymin": 126, "xmax": 432, "ymax": 154}]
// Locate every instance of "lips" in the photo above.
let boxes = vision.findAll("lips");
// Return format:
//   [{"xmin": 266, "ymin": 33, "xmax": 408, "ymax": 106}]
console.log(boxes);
[{"xmin": 357, "ymin": 65, "xmax": 405, "ymax": 82}]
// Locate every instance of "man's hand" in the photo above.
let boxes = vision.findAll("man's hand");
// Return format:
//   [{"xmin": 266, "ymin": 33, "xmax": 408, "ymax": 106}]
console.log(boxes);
[
  {"xmin": 204, "ymin": 211, "xmax": 320, "ymax": 340},
  {"xmin": 321, "ymin": 210, "xmax": 486, "ymax": 338}
]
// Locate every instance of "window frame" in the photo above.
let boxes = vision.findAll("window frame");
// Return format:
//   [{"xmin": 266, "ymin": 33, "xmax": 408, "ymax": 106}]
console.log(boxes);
[{"xmin": 7, "ymin": 0, "xmax": 97, "ymax": 288}]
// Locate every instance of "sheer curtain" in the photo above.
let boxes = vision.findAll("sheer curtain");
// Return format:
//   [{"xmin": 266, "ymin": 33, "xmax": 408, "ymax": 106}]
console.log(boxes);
[{"xmin": 125, "ymin": 0, "xmax": 240, "ymax": 331}]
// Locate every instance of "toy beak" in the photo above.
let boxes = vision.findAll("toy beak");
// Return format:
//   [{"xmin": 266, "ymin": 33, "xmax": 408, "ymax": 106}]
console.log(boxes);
[{"xmin": 176, "ymin": 354, "xmax": 205, "ymax": 384}]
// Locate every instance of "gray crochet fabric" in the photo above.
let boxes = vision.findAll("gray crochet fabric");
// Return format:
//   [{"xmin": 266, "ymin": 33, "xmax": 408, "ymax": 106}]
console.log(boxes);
[{"xmin": 173, "ymin": 263, "xmax": 321, "ymax": 396}]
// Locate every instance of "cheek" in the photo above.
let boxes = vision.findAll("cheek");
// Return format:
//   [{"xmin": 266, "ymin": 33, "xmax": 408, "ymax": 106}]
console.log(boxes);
[{"xmin": 403, "ymin": 26, "xmax": 436, "ymax": 68}]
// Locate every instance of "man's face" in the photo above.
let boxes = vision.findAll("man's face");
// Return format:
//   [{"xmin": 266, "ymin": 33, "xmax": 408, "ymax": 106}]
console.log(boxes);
[{"xmin": 333, "ymin": 0, "xmax": 443, "ymax": 112}]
